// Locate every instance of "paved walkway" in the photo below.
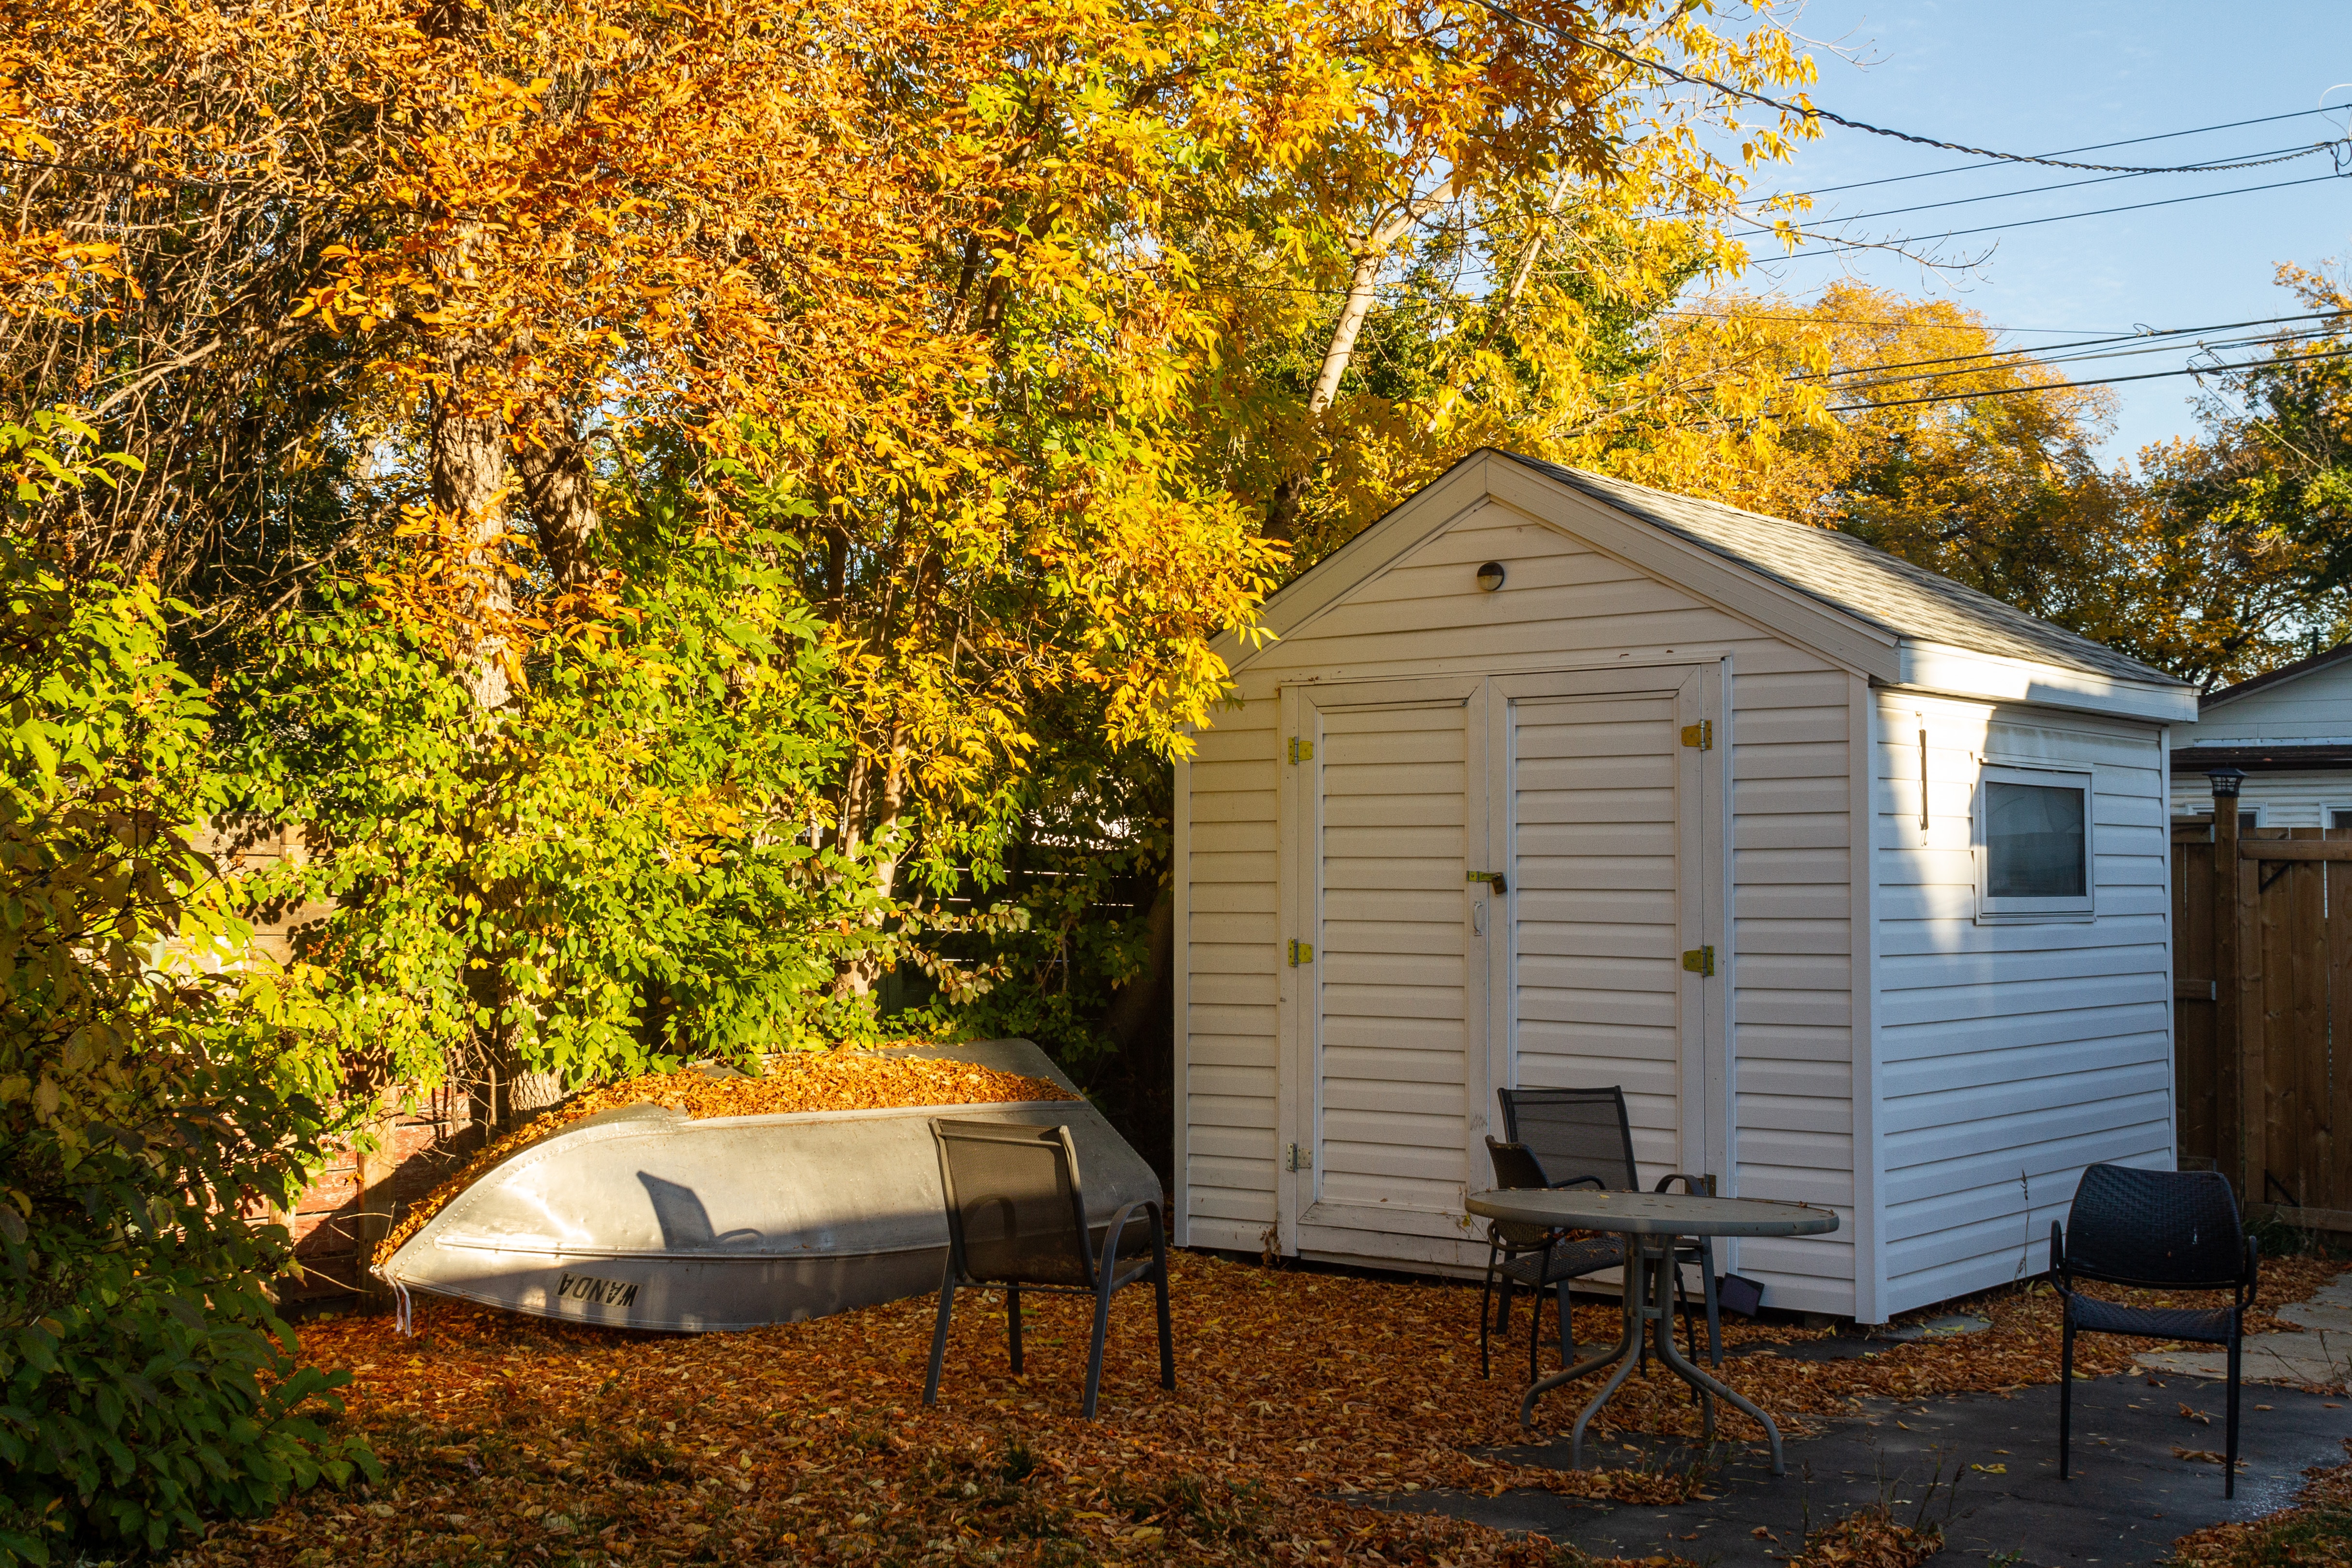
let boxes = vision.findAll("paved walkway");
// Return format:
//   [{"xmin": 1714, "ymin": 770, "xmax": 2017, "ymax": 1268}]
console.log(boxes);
[
  {"xmin": 2135, "ymin": 1273, "xmax": 2352, "ymax": 1387},
  {"xmin": 1378, "ymin": 1373, "xmax": 2348, "ymax": 1566},
  {"xmin": 1373, "ymin": 1275, "xmax": 2352, "ymax": 1567}
]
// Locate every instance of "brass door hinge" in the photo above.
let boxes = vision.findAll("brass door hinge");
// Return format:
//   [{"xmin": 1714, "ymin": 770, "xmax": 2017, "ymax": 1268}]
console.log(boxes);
[
  {"xmin": 1288, "ymin": 736, "xmax": 1314, "ymax": 764},
  {"xmin": 1681, "ymin": 720, "xmax": 1713, "ymax": 750},
  {"xmin": 1287, "ymin": 1142, "xmax": 1313, "ymax": 1172},
  {"xmin": 1682, "ymin": 945, "xmax": 1715, "ymax": 977},
  {"xmin": 1288, "ymin": 939, "xmax": 1314, "ymax": 966}
]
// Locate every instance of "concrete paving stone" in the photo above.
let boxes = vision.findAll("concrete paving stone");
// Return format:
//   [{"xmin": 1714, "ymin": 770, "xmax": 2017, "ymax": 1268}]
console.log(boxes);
[{"xmin": 1365, "ymin": 1373, "xmax": 2352, "ymax": 1568}]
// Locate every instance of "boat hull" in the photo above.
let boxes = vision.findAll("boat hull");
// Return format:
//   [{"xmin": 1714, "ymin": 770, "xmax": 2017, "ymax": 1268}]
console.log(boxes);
[{"xmin": 377, "ymin": 1039, "xmax": 1159, "ymax": 1333}]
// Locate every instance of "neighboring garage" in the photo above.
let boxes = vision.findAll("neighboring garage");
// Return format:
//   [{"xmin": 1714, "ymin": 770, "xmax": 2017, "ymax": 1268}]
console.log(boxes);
[{"xmin": 1172, "ymin": 449, "xmax": 2197, "ymax": 1321}]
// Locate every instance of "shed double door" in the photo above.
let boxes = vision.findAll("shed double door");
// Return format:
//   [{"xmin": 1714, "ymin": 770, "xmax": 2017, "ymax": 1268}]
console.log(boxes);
[{"xmin": 1280, "ymin": 667, "xmax": 1722, "ymax": 1262}]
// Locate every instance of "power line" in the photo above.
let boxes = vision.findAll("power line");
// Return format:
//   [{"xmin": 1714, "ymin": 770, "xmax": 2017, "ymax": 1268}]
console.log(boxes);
[
  {"xmin": 1825, "ymin": 329, "xmax": 2337, "ymax": 397},
  {"xmin": 1819, "ymin": 342, "xmax": 2352, "ymax": 413},
  {"xmin": 1796, "ymin": 311, "xmax": 2347, "ymax": 382},
  {"xmin": 1773, "ymin": 107, "xmax": 2346, "ymax": 200},
  {"xmin": 1467, "ymin": 0, "xmax": 2352, "ymax": 175},
  {"xmin": 1802, "ymin": 140, "xmax": 2323, "ymax": 228},
  {"xmin": 1735, "ymin": 168, "xmax": 2352, "ymax": 262}
]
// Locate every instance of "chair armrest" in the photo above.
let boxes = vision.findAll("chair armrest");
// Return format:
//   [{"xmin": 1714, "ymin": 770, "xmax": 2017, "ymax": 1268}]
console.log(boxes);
[
  {"xmin": 1653, "ymin": 1173, "xmax": 1711, "ymax": 1196},
  {"xmin": 1549, "ymin": 1174, "xmax": 1605, "ymax": 1192},
  {"xmin": 1097, "ymin": 1199, "xmax": 1155, "ymax": 1289}
]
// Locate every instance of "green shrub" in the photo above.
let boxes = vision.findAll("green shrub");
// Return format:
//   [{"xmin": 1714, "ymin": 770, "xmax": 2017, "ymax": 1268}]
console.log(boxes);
[{"xmin": 0, "ymin": 529, "xmax": 376, "ymax": 1564}]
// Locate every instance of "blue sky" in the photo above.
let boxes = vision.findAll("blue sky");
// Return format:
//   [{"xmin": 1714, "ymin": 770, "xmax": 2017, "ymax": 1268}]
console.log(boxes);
[{"xmin": 1716, "ymin": 0, "xmax": 2352, "ymax": 461}]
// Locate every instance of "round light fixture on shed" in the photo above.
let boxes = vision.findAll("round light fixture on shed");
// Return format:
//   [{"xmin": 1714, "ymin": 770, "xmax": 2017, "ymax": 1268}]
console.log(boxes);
[{"xmin": 1476, "ymin": 561, "xmax": 1507, "ymax": 592}]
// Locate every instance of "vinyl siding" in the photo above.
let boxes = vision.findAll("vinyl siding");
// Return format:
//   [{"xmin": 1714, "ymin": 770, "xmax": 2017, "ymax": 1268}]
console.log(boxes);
[
  {"xmin": 1181, "ymin": 494, "xmax": 1859, "ymax": 1309},
  {"xmin": 2167, "ymin": 769, "xmax": 2352, "ymax": 828},
  {"xmin": 2179, "ymin": 655, "xmax": 2352, "ymax": 744},
  {"xmin": 1872, "ymin": 694, "xmax": 2174, "ymax": 1315}
]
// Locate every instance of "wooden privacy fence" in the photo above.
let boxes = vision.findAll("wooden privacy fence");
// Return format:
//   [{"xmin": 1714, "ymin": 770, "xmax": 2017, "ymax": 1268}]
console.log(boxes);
[{"xmin": 2173, "ymin": 818, "xmax": 2352, "ymax": 1234}]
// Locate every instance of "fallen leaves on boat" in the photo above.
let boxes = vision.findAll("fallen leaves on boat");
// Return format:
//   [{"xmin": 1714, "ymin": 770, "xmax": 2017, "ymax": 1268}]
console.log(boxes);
[{"xmin": 374, "ymin": 1046, "xmax": 1072, "ymax": 1261}]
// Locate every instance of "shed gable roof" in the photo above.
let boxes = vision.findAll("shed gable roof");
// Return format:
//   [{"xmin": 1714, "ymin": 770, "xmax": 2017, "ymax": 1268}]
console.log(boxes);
[
  {"xmin": 2199, "ymin": 641, "xmax": 2352, "ymax": 709},
  {"xmin": 1218, "ymin": 450, "xmax": 2191, "ymax": 721},
  {"xmin": 1515, "ymin": 458, "xmax": 2173, "ymax": 686}
]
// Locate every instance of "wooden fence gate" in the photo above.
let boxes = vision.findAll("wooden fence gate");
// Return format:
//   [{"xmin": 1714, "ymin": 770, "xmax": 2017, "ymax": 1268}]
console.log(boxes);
[{"xmin": 2173, "ymin": 819, "xmax": 2352, "ymax": 1235}]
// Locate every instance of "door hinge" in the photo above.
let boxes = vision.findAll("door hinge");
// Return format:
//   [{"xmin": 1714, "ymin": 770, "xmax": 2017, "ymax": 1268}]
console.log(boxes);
[
  {"xmin": 1466, "ymin": 870, "xmax": 1509, "ymax": 894},
  {"xmin": 1287, "ymin": 1142, "xmax": 1313, "ymax": 1172},
  {"xmin": 1288, "ymin": 939, "xmax": 1314, "ymax": 966},
  {"xmin": 1681, "ymin": 720, "xmax": 1713, "ymax": 751},
  {"xmin": 1288, "ymin": 736, "xmax": 1314, "ymax": 764},
  {"xmin": 1682, "ymin": 945, "xmax": 1716, "ymax": 976}
]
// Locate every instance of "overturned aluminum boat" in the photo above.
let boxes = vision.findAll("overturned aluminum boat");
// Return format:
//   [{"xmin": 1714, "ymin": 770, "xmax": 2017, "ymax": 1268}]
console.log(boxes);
[{"xmin": 376, "ymin": 1038, "xmax": 1160, "ymax": 1333}]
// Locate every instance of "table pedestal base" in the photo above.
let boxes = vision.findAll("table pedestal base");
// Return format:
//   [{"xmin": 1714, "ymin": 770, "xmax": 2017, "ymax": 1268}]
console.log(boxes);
[{"xmin": 1517, "ymin": 1235, "xmax": 1787, "ymax": 1475}]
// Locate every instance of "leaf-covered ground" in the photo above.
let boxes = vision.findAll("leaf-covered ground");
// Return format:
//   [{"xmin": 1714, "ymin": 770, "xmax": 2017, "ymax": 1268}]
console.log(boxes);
[
  {"xmin": 170, "ymin": 1251, "xmax": 2350, "ymax": 1568},
  {"xmin": 2169, "ymin": 1437, "xmax": 2352, "ymax": 1568}
]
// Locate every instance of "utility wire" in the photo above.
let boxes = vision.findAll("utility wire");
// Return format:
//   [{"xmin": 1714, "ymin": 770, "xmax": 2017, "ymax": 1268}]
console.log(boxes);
[
  {"xmin": 1824, "ymin": 329, "xmax": 2338, "ymax": 396},
  {"xmin": 1795, "ymin": 170, "xmax": 2351, "ymax": 246},
  {"xmin": 1797, "ymin": 140, "xmax": 2324, "ymax": 228},
  {"xmin": 1819, "ymin": 342, "xmax": 2352, "ymax": 413},
  {"xmin": 1776, "ymin": 107, "xmax": 2347, "ymax": 200},
  {"xmin": 1467, "ymin": 0, "xmax": 2352, "ymax": 175},
  {"xmin": 1795, "ymin": 311, "xmax": 2347, "ymax": 381}
]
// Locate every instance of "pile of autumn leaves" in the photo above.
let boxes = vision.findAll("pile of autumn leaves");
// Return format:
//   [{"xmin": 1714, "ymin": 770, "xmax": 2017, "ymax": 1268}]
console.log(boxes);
[
  {"xmin": 374, "ymin": 1049, "xmax": 1071, "ymax": 1260},
  {"xmin": 168, "ymin": 1254, "xmax": 2348, "ymax": 1568}
]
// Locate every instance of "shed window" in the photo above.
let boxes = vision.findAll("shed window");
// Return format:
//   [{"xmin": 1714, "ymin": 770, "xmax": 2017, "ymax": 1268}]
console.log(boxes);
[{"xmin": 1977, "ymin": 764, "xmax": 2095, "ymax": 921}]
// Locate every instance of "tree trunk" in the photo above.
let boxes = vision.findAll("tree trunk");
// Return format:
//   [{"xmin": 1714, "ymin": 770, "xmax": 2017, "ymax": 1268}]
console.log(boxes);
[
  {"xmin": 516, "ymin": 399, "xmax": 599, "ymax": 586},
  {"xmin": 429, "ymin": 336, "xmax": 513, "ymax": 710}
]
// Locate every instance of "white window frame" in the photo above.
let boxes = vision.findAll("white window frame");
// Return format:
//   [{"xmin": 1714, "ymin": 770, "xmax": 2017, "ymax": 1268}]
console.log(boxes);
[
  {"xmin": 1975, "ymin": 761, "xmax": 2096, "ymax": 924},
  {"xmin": 2323, "ymin": 801, "xmax": 2352, "ymax": 832}
]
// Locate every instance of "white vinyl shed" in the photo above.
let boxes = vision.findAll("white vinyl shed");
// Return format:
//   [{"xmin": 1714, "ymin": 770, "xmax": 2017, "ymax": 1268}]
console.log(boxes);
[{"xmin": 1172, "ymin": 450, "xmax": 2198, "ymax": 1322}]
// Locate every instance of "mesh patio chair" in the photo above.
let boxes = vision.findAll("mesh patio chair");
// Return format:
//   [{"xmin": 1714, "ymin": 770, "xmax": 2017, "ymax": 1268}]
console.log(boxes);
[
  {"xmin": 1480, "ymin": 1137, "xmax": 1626, "ymax": 1380},
  {"xmin": 2051, "ymin": 1163, "xmax": 2257, "ymax": 1496},
  {"xmin": 922, "ymin": 1119, "xmax": 1173, "ymax": 1419},
  {"xmin": 1498, "ymin": 1086, "xmax": 1722, "ymax": 1366}
]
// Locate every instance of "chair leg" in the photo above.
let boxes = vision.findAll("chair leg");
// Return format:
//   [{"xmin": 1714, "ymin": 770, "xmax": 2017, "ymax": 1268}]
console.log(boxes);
[
  {"xmin": 1700, "ymin": 1239, "xmax": 1722, "ymax": 1367},
  {"xmin": 924, "ymin": 1275, "xmax": 957, "ymax": 1407},
  {"xmin": 2058, "ymin": 1311, "xmax": 2074, "ymax": 1481},
  {"xmin": 1555, "ymin": 1274, "xmax": 1573, "ymax": 1366},
  {"xmin": 1674, "ymin": 1257, "xmax": 1700, "ymax": 1366},
  {"xmin": 2225, "ymin": 1326, "xmax": 2242, "ymax": 1499},
  {"xmin": 1007, "ymin": 1286, "xmax": 1024, "ymax": 1375},
  {"xmin": 1479, "ymin": 1240, "xmax": 1500, "ymax": 1380},
  {"xmin": 1082, "ymin": 1272, "xmax": 1118, "ymax": 1419},
  {"xmin": 1528, "ymin": 1278, "xmax": 1546, "ymax": 1384},
  {"xmin": 1153, "ymin": 1220, "xmax": 1175, "ymax": 1392}
]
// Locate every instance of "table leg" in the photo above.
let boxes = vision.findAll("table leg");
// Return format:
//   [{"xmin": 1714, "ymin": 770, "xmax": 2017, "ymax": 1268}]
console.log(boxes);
[
  {"xmin": 1644, "ymin": 1237, "xmax": 1787, "ymax": 1476},
  {"xmin": 1517, "ymin": 1246, "xmax": 1638, "ymax": 1435}
]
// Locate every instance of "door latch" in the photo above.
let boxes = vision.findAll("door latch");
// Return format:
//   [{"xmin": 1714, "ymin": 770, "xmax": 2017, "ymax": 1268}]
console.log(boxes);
[
  {"xmin": 1287, "ymin": 1142, "xmax": 1313, "ymax": 1172},
  {"xmin": 1466, "ymin": 871, "xmax": 1509, "ymax": 894},
  {"xmin": 1682, "ymin": 946, "xmax": 1715, "ymax": 976},
  {"xmin": 1288, "ymin": 939, "xmax": 1314, "ymax": 966}
]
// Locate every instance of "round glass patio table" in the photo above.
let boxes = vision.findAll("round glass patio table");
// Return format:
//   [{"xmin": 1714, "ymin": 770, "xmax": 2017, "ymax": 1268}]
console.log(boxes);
[{"xmin": 1463, "ymin": 1189, "xmax": 1839, "ymax": 1475}]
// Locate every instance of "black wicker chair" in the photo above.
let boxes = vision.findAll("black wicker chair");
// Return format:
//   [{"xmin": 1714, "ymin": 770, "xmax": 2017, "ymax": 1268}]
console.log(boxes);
[
  {"xmin": 1498, "ymin": 1085, "xmax": 1722, "ymax": 1366},
  {"xmin": 1479, "ymin": 1137, "xmax": 1626, "ymax": 1380},
  {"xmin": 922, "ymin": 1119, "xmax": 1173, "ymax": 1419},
  {"xmin": 2051, "ymin": 1163, "xmax": 2258, "ymax": 1496}
]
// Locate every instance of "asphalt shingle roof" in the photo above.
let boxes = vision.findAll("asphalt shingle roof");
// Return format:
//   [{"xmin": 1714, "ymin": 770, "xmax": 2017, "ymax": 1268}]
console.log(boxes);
[{"xmin": 1510, "ymin": 454, "xmax": 2184, "ymax": 687}]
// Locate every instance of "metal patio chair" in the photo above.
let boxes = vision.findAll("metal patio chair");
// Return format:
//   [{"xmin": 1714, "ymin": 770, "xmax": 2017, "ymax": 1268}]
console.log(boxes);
[
  {"xmin": 922, "ymin": 1119, "xmax": 1174, "ymax": 1419},
  {"xmin": 1480, "ymin": 1136, "xmax": 1626, "ymax": 1380},
  {"xmin": 2051, "ymin": 1163, "xmax": 2257, "ymax": 1496},
  {"xmin": 1497, "ymin": 1085, "xmax": 1722, "ymax": 1366}
]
